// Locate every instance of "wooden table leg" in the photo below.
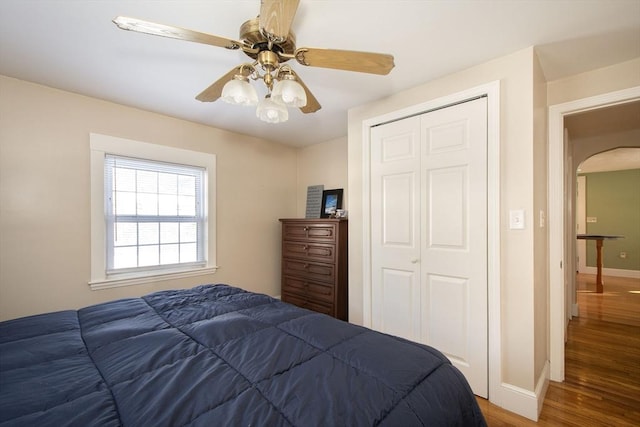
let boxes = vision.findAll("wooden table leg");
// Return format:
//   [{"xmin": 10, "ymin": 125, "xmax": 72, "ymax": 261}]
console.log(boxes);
[{"xmin": 596, "ymin": 238, "xmax": 604, "ymax": 293}]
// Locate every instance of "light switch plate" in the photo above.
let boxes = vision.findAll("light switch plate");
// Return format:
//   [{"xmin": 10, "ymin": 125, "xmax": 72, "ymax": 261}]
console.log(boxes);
[{"xmin": 509, "ymin": 209, "xmax": 525, "ymax": 230}]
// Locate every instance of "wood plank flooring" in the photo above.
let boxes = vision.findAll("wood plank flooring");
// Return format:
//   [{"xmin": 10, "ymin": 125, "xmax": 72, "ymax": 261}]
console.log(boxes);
[{"xmin": 476, "ymin": 273, "xmax": 640, "ymax": 426}]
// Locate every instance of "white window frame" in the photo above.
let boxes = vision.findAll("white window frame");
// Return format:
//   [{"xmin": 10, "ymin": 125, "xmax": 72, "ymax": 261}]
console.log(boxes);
[
  {"xmin": 90, "ymin": 133, "xmax": 217, "ymax": 290},
  {"xmin": 104, "ymin": 154, "xmax": 206, "ymax": 273}
]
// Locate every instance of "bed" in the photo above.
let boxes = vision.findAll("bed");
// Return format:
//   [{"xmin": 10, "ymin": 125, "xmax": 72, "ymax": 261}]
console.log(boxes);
[{"xmin": 0, "ymin": 284, "xmax": 486, "ymax": 426}]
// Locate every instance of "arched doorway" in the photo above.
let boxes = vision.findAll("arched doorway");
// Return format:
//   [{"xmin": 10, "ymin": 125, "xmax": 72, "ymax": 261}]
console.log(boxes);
[{"xmin": 575, "ymin": 148, "xmax": 640, "ymax": 283}]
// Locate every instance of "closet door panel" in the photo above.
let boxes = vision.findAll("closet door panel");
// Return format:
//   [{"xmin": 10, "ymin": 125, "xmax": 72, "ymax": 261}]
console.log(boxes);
[
  {"xmin": 425, "ymin": 274, "xmax": 470, "ymax": 365},
  {"xmin": 428, "ymin": 166, "xmax": 467, "ymax": 249},
  {"xmin": 370, "ymin": 117, "xmax": 422, "ymax": 342},
  {"xmin": 420, "ymin": 98, "xmax": 488, "ymax": 397}
]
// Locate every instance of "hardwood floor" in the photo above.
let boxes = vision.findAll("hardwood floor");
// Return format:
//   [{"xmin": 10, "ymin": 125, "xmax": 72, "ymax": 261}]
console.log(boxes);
[{"xmin": 476, "ymin": 273, "xmax": 640, "ymax": 426}]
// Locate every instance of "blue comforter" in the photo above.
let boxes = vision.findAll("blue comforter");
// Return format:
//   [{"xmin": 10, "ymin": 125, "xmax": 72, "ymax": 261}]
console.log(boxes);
[{"xmin": 0, "ymin": 284, "xmax": 486, "ymax": 426}]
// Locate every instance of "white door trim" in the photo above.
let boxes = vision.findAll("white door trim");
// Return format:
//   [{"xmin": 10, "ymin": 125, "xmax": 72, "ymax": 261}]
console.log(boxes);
[
  {"xmin": 361, "ymin": 81, "xmax": 501, "ymax": 402},
  {"xmin": 548, "ymin": 85, "xmax": 640, "ymax": 382}
]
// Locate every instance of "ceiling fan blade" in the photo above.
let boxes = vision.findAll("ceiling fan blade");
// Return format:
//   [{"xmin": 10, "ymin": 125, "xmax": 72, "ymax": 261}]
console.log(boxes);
[
  {"xmin": 113, "ymin": 16, "xmax": 250, "ymax": 52},
  {"xmin": 195, "ymin": 66, "xmax": 244, "ymax": 102},
  {"xmin": 259, "ymin": 0, "xmax": 300, "ymax": 42},
  {"xmin": 288, "ymin": 70, "xmax": 321, "ymax": 114},
  {"xmin": 292, "ymin": 47, "xmax": 395, "ymax": 75}
]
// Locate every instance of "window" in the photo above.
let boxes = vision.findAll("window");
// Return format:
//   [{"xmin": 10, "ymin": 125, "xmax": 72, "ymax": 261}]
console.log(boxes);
[
  {"xmin": 105, "ymin": 155, "xmax": 205, "ymax": 272},
  {"xmin": 90, "ymin": 134, "xmax": 217, "ymax": 290}
]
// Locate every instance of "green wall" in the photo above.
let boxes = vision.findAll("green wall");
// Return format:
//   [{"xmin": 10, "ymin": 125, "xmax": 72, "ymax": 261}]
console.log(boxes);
[{"xmin": 582, "ymin": 168, "xmax": 640, "ymax": 271}]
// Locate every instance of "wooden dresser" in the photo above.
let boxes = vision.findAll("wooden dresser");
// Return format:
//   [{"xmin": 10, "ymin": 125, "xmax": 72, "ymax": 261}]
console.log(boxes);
[{"xmin": 279, "ymin": 218, "xmax": 348, "ymax": 320}]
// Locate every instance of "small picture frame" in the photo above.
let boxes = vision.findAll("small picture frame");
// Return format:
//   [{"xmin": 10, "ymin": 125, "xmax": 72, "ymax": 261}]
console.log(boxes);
[{"xmin": 320, "ymin": 189, "xmax": 343, "ymax": 218}]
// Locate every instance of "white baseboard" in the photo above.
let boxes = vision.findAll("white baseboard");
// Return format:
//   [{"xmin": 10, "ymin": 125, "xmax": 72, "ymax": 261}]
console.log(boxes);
[
  {"xmin": 536, "ymin": 362, "xmax": 550, "ymax": 417},
  {"xmin": 583, "ymin": 267, "xmax": 640, "ymax": 279},
  {"xmin": 496, "ymin": 362, "xmax": 549, "ymax": 422},
  {"xmin": 498, "ymin": 384, "xmax": 538, "ymax": 421},
  {"xmin": 572, "ymin": 303, "xmax": 579, "ymax": 317}
]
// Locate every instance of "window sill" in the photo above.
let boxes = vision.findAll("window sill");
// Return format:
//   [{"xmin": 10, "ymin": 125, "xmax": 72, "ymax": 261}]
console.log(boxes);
[{"xmin": 89, "ymin": 266, "xmax": 219, "ymax": 291}]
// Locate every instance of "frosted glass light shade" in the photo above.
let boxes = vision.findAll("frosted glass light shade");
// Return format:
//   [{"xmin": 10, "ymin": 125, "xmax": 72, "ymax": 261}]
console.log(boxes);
[
  {"xmin": 272, "ymin": 76, "xmax": 307, "ymax": 107},
  {"xmin": 221, "ymin": 76, "xmax": 258, "ymax": 106},
  {"xmin": 256, "ymin": 96, "xmax": 288, "ymax": 123}
]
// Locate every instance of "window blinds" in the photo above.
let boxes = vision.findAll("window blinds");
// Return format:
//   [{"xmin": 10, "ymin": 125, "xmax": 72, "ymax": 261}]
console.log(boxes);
[{"xmin": 104, "ymin": 154, "xmax": 206, "ymax": 274}]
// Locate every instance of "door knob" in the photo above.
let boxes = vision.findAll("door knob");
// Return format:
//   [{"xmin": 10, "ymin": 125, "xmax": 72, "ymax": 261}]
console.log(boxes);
[{"xmin": 411, "ymin": 258, "xmax": 419, "ymax": 264}]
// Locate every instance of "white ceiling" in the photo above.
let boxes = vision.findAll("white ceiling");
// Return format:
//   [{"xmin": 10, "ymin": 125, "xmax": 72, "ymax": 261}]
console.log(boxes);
[{"xmin": 1, "ymin": 0, "xmax": 639, "ymax": 147}]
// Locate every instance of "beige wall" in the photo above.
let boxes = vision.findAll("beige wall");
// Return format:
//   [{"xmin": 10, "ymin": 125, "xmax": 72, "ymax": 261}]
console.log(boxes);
[
  {"xmin": 547, "ymin": 57, "xmax": 640, "ymax": 105},
  {"xmin": 295, "ymin": 136, "xmax": 348, "ymax": 217},
  {"xmin": 532, "ymin": 50, "xmax": 549, "ymax": 389},
  {"xmin": 348, "ymin": 47, "xmax": 540, "ymax": 399},
  {"xmin": 0, "ymin": 75, "xmax": 298, "ymax": 321}
]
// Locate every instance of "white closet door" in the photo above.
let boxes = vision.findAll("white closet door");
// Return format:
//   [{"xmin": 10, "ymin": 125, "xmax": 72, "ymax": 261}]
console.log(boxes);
[
  {"xmin": 370, "ymin": 116, "xmax": 422, "ymax": 341},
  {"xmin": 370, "ymin": 97, "xmax": 488, "ymax": 398},
  {"xmin": 420, "ymin": 98, "xmax": 487, "ymax": 397}
]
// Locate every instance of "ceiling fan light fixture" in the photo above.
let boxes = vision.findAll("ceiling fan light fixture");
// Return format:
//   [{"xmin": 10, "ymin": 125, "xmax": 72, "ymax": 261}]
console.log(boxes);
[
  {"xmin": 221, "ymin": 74, "xmax": 258, "ymax": 106},
  {"xmin": 256, "ymin": 94, "xmax": 288, "ymax": 123},
  {"xmin": 272, "ymin": 74, "xmax": 307, "ymax": 108}
]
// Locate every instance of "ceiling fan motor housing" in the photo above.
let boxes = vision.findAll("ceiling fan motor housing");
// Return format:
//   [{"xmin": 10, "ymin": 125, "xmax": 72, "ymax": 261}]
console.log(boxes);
[{"xmin": 240, "ymin": 18, "xmax": 295, "ymax": 61}]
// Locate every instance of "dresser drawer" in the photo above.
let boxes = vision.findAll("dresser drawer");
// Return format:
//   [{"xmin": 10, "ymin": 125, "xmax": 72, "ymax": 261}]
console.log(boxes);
[
  {"xmin": 282, "ymin": 276, "xmax": 334, "ymax": 304},
  {"xmin": 282, "ymin": 241, "xmax": 336, "ymax": 263},
  {"xmin": 282, "ymin": 222, "xmax": 337, "ymax": 243},
  {"xmin": 282, "ymin": 292, "xmax": 333, "ymax": 316},
  {"xmin": 282, "ymin": 259, "xmax": 335, "ymax": 284}
]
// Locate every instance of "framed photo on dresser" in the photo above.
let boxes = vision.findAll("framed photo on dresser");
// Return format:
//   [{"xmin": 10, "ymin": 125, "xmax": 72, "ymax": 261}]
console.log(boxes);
[{"xmin": 320, "ymin": 189, "xmax": 343, "ymax": 218}]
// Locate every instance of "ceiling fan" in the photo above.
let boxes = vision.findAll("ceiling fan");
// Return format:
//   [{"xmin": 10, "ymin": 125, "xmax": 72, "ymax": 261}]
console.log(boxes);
[{"xmin": 113, "ymin": 0, "xmax": 395, "ymax": 123}]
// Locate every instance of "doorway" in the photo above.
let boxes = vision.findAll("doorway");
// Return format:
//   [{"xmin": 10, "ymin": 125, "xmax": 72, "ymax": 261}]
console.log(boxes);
[{"xmin": 548, "ymin": 86, "xmax": 640, "ymax": 381}]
